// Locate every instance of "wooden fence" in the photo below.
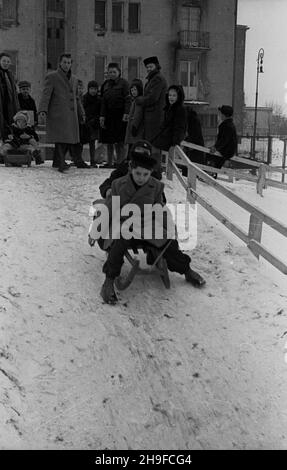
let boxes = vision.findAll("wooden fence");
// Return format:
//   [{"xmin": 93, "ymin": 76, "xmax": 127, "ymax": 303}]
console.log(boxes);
[
  {"xmin": 166, "ymin": 145, "xmax": 287, "ymax": 275},
  {"xmin": 174, "ymin": 141, "xmax": 287, "ymax": 196}
]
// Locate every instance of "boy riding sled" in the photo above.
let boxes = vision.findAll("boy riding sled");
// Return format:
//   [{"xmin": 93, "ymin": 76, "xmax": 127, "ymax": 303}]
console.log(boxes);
[{"xmin": 89, "ymin": 140, "xmax": 205, "ymax": 304}]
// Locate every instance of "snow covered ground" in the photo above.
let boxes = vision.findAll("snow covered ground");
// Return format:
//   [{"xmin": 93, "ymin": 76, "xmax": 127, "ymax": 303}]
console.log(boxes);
[{"xmin": 0, "ymin": 163, "xmax": 287, "ymax": 449}]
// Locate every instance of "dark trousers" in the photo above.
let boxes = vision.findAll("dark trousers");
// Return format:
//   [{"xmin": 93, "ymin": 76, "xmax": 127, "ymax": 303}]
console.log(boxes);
[
  {"xmin": 207, "ymin": 154, "xmax": 229, "ymax": 170},
  {"xmin": 53, "ymin": 143, "xmax": 83, "ymax": 169},
  {"xmin": 103, "ymin": 238, "xmax": 190, "ymax": 280}
]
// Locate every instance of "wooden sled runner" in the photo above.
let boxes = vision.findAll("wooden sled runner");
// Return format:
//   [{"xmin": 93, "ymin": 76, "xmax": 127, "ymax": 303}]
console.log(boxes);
[
  {"xmin": 114, "ymin": 243, "xmax": 171, "ymax": 291},
  {"xmin": 4, "ymin": 149, "xmax": 32, "ymax": 167}
]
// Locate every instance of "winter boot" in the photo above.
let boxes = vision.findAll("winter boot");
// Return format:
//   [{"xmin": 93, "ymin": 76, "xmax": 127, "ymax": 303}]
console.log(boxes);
[
  {"xmin": 185, "ymin": 267, "xmax": 206, "ymax": 288},
  {"xmin": 100, "ymin": 277, "xmax": 118, "ymax": 304}
]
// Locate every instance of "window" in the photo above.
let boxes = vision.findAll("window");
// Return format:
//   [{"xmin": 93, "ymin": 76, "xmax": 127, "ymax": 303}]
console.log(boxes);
[
  {"xmin": 129, "ymin": 3, "xmax": 140, "ymax": 32},
  {"xmin": 95, "ymin": 56, "xmax": 107, "ymax": 86},
  {"xmin": 95, "ymin": 0, "xmax": 106, "ymax": 30},
  {"xmin": 181, "ymin": 6, "xmax": 200, "ymax": 31},
  {"xmin": 1, "ymin": 0, "xmax": 18, "ymax": 26},
  {"xmin": 179, "ymin": 60, "xmax": 198, "ymax": 100},
  {"xmin": 111, "ymin": 56, "xmax": 123, "ymax": 73},
  {"xmin": 2, "ymin": 50, "xmax": 18, "ymax": 79},
  {"xmin": 128, "ymin": 57, "xmax": 139, "ymax": 82},
  {"xmin": 200, "ymin": 113, "xmax": 218, "ymax": 129},
  {"xmin": 112, "ymin": 2, "xmax": 124, "ymax": 32},
  {"xmin": 47, "ymin": 0, "xmax": 65, "ymax": 12}
]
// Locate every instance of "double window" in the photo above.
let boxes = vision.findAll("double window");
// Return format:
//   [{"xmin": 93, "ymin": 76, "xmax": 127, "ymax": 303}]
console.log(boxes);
[
  {"xmin": 95, "ymin": 1, "xmax": 140, "ymax": 33},
  {"xmin": 95, "ymin": 0, "xmax": 106, "ymax": 30},
  {"xmin": 0, "ymin": 0, "xmax": 18, "ymax": 27},
  {"xmin": 128, "ymin": 57, "xmax": 140, "ymax": 82},
  {"xmin": 112, "ymin": 2, "xmax": 124, "ymax": 32},
  {"xmin": 128, "ymin": 3, "xmax": 140, "ymax": 32}
]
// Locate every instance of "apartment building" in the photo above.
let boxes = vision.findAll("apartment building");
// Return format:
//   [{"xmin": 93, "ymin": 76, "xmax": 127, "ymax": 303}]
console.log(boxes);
[{"xmin": 0, "ymin": 0, "xmax": 247, "ymax": 138}]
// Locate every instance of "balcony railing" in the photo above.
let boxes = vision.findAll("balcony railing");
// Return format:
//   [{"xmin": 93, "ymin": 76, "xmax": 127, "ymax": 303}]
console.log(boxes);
[{"xmin": 178, "ymin": 30, "xmax": 210, "ymax": 49}]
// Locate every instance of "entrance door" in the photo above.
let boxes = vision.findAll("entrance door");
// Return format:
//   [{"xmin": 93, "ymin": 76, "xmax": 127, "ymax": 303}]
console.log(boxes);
[{"xmin": 179, "ymin": 60, "xmax": 198, "ymax": 100}]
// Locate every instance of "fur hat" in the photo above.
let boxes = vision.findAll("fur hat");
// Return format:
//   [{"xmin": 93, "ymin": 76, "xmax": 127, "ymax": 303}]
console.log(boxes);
[
  {"xmin": 130, "ymin": 140, "xmax": 156, "ymax": 170},
  {"xmin": 143, "ymin": 56, "xmax": 160, "ymax": 67},
  {"xmin": 218, "ymin": 105, "xmax": 233, "ymax": 117},
  {"xmin": 130, "ymin": 79, "xmax": 143, "ymax": 96},
  {"xmin": 13, "ymin": 111, "xmax": 29, "ymax": 123},
  {"xmin": 18, "ymin": 80, "xmax": 31, "ymax": 89}
]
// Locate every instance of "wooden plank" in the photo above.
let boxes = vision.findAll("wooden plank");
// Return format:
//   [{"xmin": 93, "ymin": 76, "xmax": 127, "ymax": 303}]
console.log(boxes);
[
  {"xmin": 166, "ymin": 146, "xmax": 175, "ymax": 181},
  {"xmin": 248, "ymin": 214, "xmax": 263, "ymax": 259},
  {"xmin": 248, "ymin": 241, "xmax": 287, "ymax": 275},
  {"xmin": 256, "ymin": 164, "xmax": 266, "ymax": 196},
  {"xmin": 181, "ymin": 141, "xmax": 263, "ymax": 167},
  {"xmin": 190, "ymin": 189, "xmax": 250, "ymax": 244},
  {"xmin": 265, "ymin": 179, "xmax": 287, "ymax": 191},
  {"xmin": 187, "ymin": 164, "xmax": 197, "ymax": 204},
  {"xmin": 175, "ymin": 146, "xmax": 287, "ymax": 238},
  {"xmin": 169, "ymin": 158, "xmax": 188, "ymax": 191}
]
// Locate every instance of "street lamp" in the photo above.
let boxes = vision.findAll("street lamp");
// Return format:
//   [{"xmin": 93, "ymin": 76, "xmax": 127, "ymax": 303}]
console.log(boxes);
[{"xmin": 251, "ymin": 48, "xmax": 264, "ymax": 159}]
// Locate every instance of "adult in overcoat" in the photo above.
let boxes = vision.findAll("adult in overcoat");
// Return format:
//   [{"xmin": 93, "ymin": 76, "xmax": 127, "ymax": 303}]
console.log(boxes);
[
  {"xmin": 100, "ymin": 63, "xmax": 131, "ymax": 167},
  {"xmin": 0, "ymin": 52, "xmax": 19, "ymax": 141},
  {"xmin": 153, "ymin": 85, "xmax": 187, "ymax": 151},
  {"xmin": 135, "ymin": 56, "xmax": 167, "ymax": 178},
  {"xmin": 38, "ymin": 53, "xmax": 87, "ymax": 172}
]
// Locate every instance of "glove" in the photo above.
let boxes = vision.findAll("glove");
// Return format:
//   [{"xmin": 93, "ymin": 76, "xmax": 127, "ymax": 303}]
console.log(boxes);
[{"xmin": 131, "ymin": 126, "xmax": 137, "ymax": 137}]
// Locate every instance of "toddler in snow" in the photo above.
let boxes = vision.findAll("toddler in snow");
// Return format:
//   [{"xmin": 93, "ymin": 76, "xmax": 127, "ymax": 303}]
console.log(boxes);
[{"xmin": 0, "ymin": 111, "xmax": 42, "ymax": 164}]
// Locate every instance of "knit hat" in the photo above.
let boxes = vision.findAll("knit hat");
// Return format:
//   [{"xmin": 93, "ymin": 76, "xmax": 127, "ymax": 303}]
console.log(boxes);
[
  {"xmin": 218, "ymin": 105, "xmax": 233, "ymax": 117},
  {"xmin": 18, "ymin": 80, "xmax": 31, "ymax": 89},
  {"xmin": 143, "ymin": 56, "xmax": 160, "ymax": 67},
  {"xmin": 130, "ymin": 140, "xmax": 156, "ymax": 170},
  {"xmin": 87, "ymin": 80, "xmax": 98, "ymax": 90},
  {"xmin": 13, "ymin": 111, "xmax": 29, "ymax": 123}
]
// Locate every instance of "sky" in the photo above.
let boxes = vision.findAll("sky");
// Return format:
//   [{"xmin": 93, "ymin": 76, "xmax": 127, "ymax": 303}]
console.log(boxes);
[{"xmin": 237, "ymin": 0, "xmax": 287, "ymax": 114}]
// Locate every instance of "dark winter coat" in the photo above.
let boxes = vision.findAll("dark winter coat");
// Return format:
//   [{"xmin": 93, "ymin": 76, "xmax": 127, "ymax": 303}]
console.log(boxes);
[
  {"xmin": 99, "ymin": 160, "xmax": 165, "ymax": 201},
  {"xmin": 83, "ymin": 92, "xmax": 101, "ymax": 140},
  {"xmin": 38, "ymin": 67, "xmax": 84, "ymax": 144},
  {"xmin": 153, "ymin": 87, "xmax": 187, "ymax": 151},
  {"xmin": 6, "ymin": 123, "xmax": 39, "ymax": 148},
  {"xmin": 136, "ymin": 69, "xmax": 168, "ymax": 143},
  {"xmin": 90, "ymin": 174, "xmax": 173, "ymax": 250},
  {"xmin": 100, "ymin": 77, "xmax": 131, "ymax": 143},
  {"xmin": 0, "ymin": 67, "xmax": 19, "ymax": 139},
  {"xmin": 215, "ymin": 117, "xmax": 238, "ymax": 159},
  {"xmin": 124, "ymin": 99, "xmax": 144, "ymax": 144},
  {"xmin": 18, "ymin": 94, "xmax": 38, "ymax": 126}
]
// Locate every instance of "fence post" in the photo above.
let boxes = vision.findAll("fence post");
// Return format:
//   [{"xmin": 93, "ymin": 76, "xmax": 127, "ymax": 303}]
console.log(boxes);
[
  {"xmin": 248, "ymin": 213, "xmax": 263, "ymax": 259},
  {"xmin": 187, "ymin": 164, "xmax": 197, "ymax": 204},
  {"xmin": 256, "ymin": 164, "xmax": 266, "ymax": 196},
  {"xmin": 166, "ymin": 146, "xmax": 174, "ymax": 181},
  {"xmin": 282, "ymin": 139, "xmax": 287, "ymax": 184}
]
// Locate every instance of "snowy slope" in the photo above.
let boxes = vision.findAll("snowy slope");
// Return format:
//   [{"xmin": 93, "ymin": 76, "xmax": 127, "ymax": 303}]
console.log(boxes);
[{"xmin": 0, "ymin": 164, "xmax": 286, "ymax": 449}]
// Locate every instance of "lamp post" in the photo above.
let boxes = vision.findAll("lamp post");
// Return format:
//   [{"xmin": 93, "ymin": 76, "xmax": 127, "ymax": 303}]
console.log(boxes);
[{"xmin": 251, "ymin": 48, "xmax": 264, "ymax": 159}]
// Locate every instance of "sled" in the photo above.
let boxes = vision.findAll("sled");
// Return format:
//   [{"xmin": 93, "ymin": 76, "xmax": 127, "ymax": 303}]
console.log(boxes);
[
  {"xmin": 4, "ymin": 149, "xmax": 32, "ymax": 167},
  {"xmin": 114, "ymin": 242, "xmax": 171, "ymax": 291}
]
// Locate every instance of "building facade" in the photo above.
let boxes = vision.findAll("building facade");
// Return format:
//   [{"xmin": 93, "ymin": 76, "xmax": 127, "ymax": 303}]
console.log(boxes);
[{"xmin": 0, "ymin": 0, "xmax": 244, "ymax": 139}]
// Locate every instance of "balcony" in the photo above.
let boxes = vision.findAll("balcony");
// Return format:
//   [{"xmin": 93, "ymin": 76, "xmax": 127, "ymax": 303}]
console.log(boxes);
[{"xmin": 178, "ymin": 30, "xmax": 210, "ymax": 50}]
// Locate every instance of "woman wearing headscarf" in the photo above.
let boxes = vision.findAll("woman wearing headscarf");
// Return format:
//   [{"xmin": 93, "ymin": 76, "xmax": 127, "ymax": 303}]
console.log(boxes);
[
  {"xmin": 99, "ymin": 63, "xmax": 131, "ymax": 167},
  {"xmin": 0, "ymin": 52, "xmax": 19, "ymax": 141}
]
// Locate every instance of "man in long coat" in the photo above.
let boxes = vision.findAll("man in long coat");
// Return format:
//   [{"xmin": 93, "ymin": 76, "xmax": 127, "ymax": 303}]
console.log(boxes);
[
  {"xmin": 135, "ymin": 56, "xmax": 167, "ymax": 178},
  {"xmin": 38, "ymin": 53, "xmax": 88, "ymax": 172}
]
